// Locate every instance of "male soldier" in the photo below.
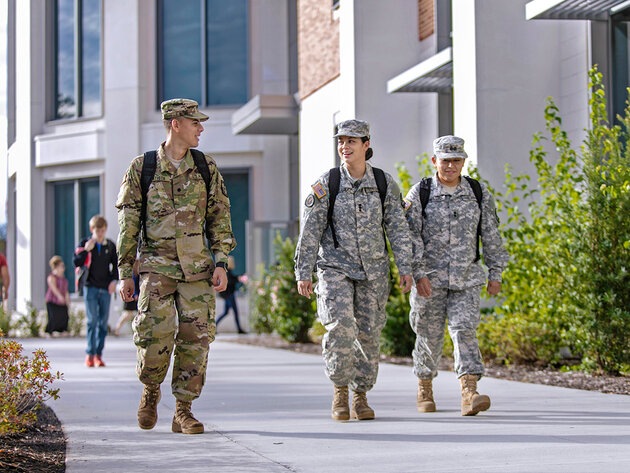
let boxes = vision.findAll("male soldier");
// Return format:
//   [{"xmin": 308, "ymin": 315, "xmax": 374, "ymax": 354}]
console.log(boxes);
[
  {"xmin": 295, "ymin": 119, "xmax": 413, "ymax": 421},
  {"xmin": 404, "ymin": 135, "xmax": 508, "ymax": 416},
  {"xmin": 116, "ymin": 98, "xmax": 236, "ymax": 434}
]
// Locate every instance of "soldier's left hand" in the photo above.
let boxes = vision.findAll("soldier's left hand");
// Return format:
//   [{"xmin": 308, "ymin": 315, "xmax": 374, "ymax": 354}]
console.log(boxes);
[
  {"xmin": 213, "ymin": 267, "xmax": 228, "ymax": 292},
  {"xmin": 487, "ymin": 280, "xmax": 501, "ymax": 296},
  {"xmin": 399, "ymin": 274, "xmax": 413, "ymax": 294}
]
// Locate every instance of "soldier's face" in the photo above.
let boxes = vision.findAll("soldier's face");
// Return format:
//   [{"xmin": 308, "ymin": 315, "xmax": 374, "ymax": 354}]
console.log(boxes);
[
  {"xmin": 432, "ymin": 156, "xmax": 465, "ymax": 186},
  {"xmin": 174, "ymin": 117, "xmax": 204, "ymax": 148},
  {"xmin": 337, "ymin": 136, "xmax": 369, "ymax": 166}
]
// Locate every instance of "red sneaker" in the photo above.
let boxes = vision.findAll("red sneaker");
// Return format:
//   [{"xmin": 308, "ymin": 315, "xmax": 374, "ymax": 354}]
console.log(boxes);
[
  {"xmin": 94, "ymin": 355, "xmax": 106, "ymax": 367},
  {"xmin": 85, "ymin": 355, "xmax": 95, "ymax": 367}
]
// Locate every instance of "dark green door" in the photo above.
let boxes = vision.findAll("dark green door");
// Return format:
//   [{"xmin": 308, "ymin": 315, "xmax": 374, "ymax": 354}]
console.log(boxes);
[{"xmin": 221, "ymin": 171, "xmax": 249, "ymax": 275}]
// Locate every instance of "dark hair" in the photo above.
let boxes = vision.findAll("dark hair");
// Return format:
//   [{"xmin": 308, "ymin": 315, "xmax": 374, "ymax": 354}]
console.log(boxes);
[{"xmin": 361, "ymin": 136, "xmax": 373, "ymax": 160}]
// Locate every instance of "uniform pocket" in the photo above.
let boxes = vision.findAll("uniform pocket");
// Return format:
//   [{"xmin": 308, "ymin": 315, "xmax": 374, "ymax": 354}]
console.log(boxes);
[{"xmin": 316, "ymin": 293, "xmax": 336, "ymax": 326}]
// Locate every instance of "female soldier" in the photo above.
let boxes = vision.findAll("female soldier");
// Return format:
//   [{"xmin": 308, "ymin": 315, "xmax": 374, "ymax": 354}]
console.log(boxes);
[{"xmin": 294, "ymin": 119, "xmax": 413, "ymax": 421}]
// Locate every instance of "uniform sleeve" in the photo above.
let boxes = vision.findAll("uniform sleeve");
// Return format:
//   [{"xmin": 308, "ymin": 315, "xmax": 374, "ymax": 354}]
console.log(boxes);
[
  {"xmin": 383, "ymin": 174, "xmax": 412, "ymax": 276},
  {"xmin": 205, "ymin": 158, "xmax": 236, "ymax": 265},
  {"xmin": 115, "ymin": 160, "xmax": 142, "ymax": 280},
  {"xmin": 479, "ymin": 182, "xmax": 509, "ymax": 282},
  {"xmin": 294, "ymin": 180, "xmax": 329, "ymax": 281},
  {"xmin": 404, "ymin": 184, "xmax": 427, "ymax": 281}
]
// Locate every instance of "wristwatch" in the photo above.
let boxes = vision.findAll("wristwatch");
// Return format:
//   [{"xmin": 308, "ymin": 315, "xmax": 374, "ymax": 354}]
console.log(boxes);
[{"xmin": 215, "ymin": 262, "xmax": 228, "ymax": 270}]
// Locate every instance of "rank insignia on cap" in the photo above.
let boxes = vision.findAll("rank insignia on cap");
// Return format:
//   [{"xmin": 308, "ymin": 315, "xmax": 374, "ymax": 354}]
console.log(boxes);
[
  {"xmin": 312, "ymin": 182, "xmax": 327, "ymax": 199},
  {"xmin": 403, "ymin": 198, "xmax": 412, "ymax": 210}
]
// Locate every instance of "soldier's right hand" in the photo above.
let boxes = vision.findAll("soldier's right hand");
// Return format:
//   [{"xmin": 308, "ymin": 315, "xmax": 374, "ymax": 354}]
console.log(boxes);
[
  {"xmin": 416, "ymin": 277, "xmax": 432, "ymax": 298},
  {"xmin": 297, "ymin": 280, "xmax": 313, "ymax": 299},
  {"xmin": 120, "ymin": 278, "xmax": 136, "ymax": 302}
]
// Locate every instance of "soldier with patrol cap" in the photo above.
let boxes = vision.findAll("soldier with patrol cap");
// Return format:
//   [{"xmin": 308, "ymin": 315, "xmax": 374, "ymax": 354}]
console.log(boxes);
[
  {"xmin": 295, "ymin": 119, "xmax": 413, "ymax": 421},
  {"xmin": 116, "ymin": 98, "xmax": 236, "ymax": 434},
  {"xmin": 404, "ymin": 135, "xmax": 508, "ymax": 416}
]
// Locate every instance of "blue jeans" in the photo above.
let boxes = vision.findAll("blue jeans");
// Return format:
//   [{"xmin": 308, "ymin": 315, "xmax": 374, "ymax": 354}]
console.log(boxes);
[{"xmin": 85, "ymin": 286, "xmax": 111, "ymax": 356}]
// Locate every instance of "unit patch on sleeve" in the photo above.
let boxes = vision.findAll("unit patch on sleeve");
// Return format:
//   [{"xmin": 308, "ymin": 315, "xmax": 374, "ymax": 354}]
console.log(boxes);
[
  {"xmin": 305, "ymin": 194, "xmax": 315, "ymax": 208},
  {"xmin": 312, "ymin": 182, "xmax": 327, "ymax": 199}
]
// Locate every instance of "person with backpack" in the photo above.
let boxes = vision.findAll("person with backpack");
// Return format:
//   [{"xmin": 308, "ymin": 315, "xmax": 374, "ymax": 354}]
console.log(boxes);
[
  {"xmin": 294, "ymin": 119, "xmax": 413, "ymax": 422},
  {"xmin": 73, "ymin": 215, "xmax": 118, "ymax": 367},
  {"xmin": 116, "ymin": 98, "xmax": 236, "ymax": 435},
  {"xmin": 403, "ymin": 135, "xmax": 508, "ymax": 416}
]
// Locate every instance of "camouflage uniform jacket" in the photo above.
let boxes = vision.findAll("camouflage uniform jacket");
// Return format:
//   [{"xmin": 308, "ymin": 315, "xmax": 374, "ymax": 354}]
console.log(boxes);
[
  {"xmin": 404, "ymin": 174, "xmax": 508, "ymax": 290},
  {"xmin": 116, "ymin": 144, "xmax": 236, "ymax": 281},
  {"xmin": 294, "ymin": 163, "xmax": 412, "ymax": 281}
]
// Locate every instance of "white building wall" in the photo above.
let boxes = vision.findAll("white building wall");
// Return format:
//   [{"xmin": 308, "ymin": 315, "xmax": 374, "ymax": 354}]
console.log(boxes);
[
  {"xmin": 453, "ymin": 0, "xmax": 590, "ymax": 188},
  {"xmin": 354, "ymin": 0, "xmax": 437, "ymax": 180}
]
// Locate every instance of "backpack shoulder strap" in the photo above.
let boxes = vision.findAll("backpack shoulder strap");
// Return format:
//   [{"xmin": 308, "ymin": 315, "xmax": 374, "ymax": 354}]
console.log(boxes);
[
  {"xmin": 327, "ymin": 167, "xmax": 341, "ymax": 248},
  {"xmin": 372, "ymin": 167, "xmax": 388, "ymax": 214},
  {"xmin": 419, "ymin": 177, "xmax": 432, "ymax": 219},
  {"xmin": 140, "ymin": 151, "xmax": 158, "ymax": 242},
  {"xmin": 190, "ymin": 149, "xmax": 211, "ymax": 197},
  {"xmin": 463, "ymin": 176, "xmax": 483, "ymax": 262}
]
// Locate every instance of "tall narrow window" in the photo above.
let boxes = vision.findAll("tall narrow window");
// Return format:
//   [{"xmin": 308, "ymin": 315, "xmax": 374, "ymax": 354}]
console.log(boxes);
[
  {"xmin": 158, "ymin": 0, "xmax": 248, "ymax": 107},
  {"xmin": 51, "ymin": 178, "xmax": 100, "ymax": 293},
  {"xmin": 54, "ymin": 0, "xmax": 102, "ymax": 120}
]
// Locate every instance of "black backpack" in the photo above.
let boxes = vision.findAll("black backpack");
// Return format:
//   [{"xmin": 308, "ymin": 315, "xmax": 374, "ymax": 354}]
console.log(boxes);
[
  {"xmin": 326, "ymin": 167, "xmax": 387, "ymax": 248},
  {"xmin": 418, "ymin": 176, "xmax": 483, "ymax": 262},
  {"xmin": 140, "ymin": 149, "xmax": 211, "ymax": 242}
]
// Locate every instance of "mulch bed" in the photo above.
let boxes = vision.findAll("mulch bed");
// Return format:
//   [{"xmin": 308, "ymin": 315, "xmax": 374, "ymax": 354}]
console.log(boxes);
[
  {"xmin": 226, "ymin": 334, "xmax": 630, "ymax": 396},
  {"xmin": 0, "ymin": 403, "xmax": 66, "ymax": 472}
]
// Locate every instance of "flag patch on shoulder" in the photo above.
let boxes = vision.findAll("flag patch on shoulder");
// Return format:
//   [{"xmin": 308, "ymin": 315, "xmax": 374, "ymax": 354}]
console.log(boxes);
[
  {"xmin": 312, "ymin": 182, "xmax": 327, "ymax": 199},
  {"xmin": 403, "ymin": 198, "xmax": 412, "ymax": 210}
]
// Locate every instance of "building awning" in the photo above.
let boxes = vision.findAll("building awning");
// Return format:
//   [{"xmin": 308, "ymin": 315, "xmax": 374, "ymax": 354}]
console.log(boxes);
[
  {"xmin": 231, "ymin": 94, "xmax": 298, "ymax": 135},
  {"xmin": 387, "ymin": 47, "xmax": 452, "ymax": 94},
  {"xmin": 525, "ymin": 0, "xmax": 630, "ymax": 20}
]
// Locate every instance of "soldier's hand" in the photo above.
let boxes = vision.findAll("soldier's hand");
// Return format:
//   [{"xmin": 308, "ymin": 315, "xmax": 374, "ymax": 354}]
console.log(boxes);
[
  {"xmin": 416, "ymin": 277, "xmax": 432, "ymax": 298},
  {"xmin": 120, "ymin": 278, "xmax": 135, "ymax": 302},
  {"xmin": 213, "ymin": 267, "xmax": 228, "ymax": 292},
  {"xmin": 487, "ymin": 280, "xmax": 501, "ymax": 296},
  {"xmin": 399, "ymin": 274, "xmax": 413, "ymax": 294},
  {"xmin": 297, "ymin": 280, "xmax": 313, "ymax": 299}
]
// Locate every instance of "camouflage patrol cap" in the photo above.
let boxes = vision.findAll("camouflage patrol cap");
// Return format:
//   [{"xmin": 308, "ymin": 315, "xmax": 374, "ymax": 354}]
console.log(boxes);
[
  {"xmin": 161, "ymin": 98, "xmax": 209, "ymax": 122},
  {"xmin": 433, "ymin": 135, "xmax": 468, "ymax": 159},
  {"xmin": 333, "ymin": 119, "xmax": 370, "ymax": 139}
]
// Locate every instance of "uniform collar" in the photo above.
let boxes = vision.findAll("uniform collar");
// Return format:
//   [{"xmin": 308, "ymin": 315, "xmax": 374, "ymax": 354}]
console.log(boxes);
[
  {"xmin": 340, "ymin": 162, "xmax": 376, "ymax": 191},
  {"xmin": 431, "ymin": 173, "xmax": 466, "ymax": 196},
  {"xmin": 158, "ymin": 142, "xmax": 195, "ymax": 175}
]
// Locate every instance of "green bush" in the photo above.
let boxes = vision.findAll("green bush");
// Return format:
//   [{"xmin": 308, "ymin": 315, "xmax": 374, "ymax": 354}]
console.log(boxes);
[
  {"xmin": 67, "ymin": 306, "xmax": 86, "ymax": 337},
  {"xmin": 15, "ymin": 302, "xmax": 43, "ymax": 338},
  {"xmin": 477, "ymin": 68, "xmax": 630, "ymax": 373},
  {"xmin": 0, "ymin": 330, "xmax": 62, "ymax": 433},
  {"xmin": 0, "ymin": 305, "xmax": 10, "ymax": 335},
  {"xmin": 249, "ymin": 234, "xmax": 317, "ymax": 343}
]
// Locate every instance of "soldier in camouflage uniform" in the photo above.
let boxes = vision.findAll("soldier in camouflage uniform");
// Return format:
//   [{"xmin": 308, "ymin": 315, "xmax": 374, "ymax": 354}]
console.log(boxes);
[
  {"xmin": 116, "ymin": 98, "xmax": 236, "ymax": 434},
  {"xmin": 294, "ymin": 119, "xmax": 413, "ymax": 421},
  {"xmin": 404, "ymin": 135, "xmax": 508, "ymax": 416}
]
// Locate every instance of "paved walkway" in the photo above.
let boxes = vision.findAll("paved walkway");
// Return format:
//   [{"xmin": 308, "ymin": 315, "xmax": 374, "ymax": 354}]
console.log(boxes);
[{"xmin": 19, "ymin": 336, "xmax": 630, "ymax": 473}]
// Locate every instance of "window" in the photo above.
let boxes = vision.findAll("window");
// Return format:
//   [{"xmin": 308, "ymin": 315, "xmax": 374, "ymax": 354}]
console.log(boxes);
[
  {"xmin": 54, "ymin": 0, "xmax": 102, "ymax": 120},
  {"xmin": 51, "ymin": 178, "xmax": 100, "ymax": 293},
  {"xmin": 158, "ymin": 0, "xmax": 248, "ymax": 106},
  {"xmin": 611, "ymin": 9, "xmax": 630, "ymax": 122}
]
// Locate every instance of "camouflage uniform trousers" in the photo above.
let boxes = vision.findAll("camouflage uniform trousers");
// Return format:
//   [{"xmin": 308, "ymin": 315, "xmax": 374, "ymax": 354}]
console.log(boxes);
[
  {"xmin": 315, "ymin": 268, "xmax": 389, "ymax": 392},
  {"xmin": 409, "ymin": 285, "xmax": 484, "ymax": 379},
  {"xmin": 133, "ymin": 273, "xmax": 216, "ymax": 402}
]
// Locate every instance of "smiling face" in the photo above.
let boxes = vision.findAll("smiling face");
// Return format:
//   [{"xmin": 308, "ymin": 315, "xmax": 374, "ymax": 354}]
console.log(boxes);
[
  {"xmin": 432, "ymin": 156, "xmax": 466, "ymax": 186},
  {"xmin": 173, "ymin": 117, "xmax": 204, "ymax": 149},
  {"xmin": 337, "ymin": 136, "xmax": 369, "ymax": 167}
]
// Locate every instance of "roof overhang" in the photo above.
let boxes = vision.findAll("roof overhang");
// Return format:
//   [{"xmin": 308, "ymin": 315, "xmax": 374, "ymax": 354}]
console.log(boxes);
[
  {"xmin": 525, "ymin": 0, "xmax": 630, "ymax": 20},
  {"xmin": 231, "ymin": 94, "xmax": 298, "ymax": 135},
  {"xmin": 387, "ymin": 47, "xmax": 453, "ymax": 94}
]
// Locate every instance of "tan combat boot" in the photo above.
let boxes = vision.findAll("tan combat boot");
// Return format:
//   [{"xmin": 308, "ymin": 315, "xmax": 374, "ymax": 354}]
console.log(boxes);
[
  {"xmin": 351, "ymin": 391, "xmax": 375, "ymax": 420},
  {"xmin": 459, "ymin": 374, "xmax": 491, "ymax": 416},
  {"xmin": 137, "ymin": 384, "xmax": 161, "ymax": 430},
  {"xmin": 172, "ymin": 400, "xmax": 204, "ymax": 434},
  {"xmin": 417, "ymin": 378, "xmax": 436, "ymax": 413},
  {"xmin": 332, "ymin": 385, "xmax": 350, "ymax": 421}
]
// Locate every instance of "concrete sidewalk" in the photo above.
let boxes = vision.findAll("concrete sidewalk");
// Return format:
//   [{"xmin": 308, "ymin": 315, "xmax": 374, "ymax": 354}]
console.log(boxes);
[{"xmin": 19, "ymin": 336, "xmax": 630, "ymax": 473}]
